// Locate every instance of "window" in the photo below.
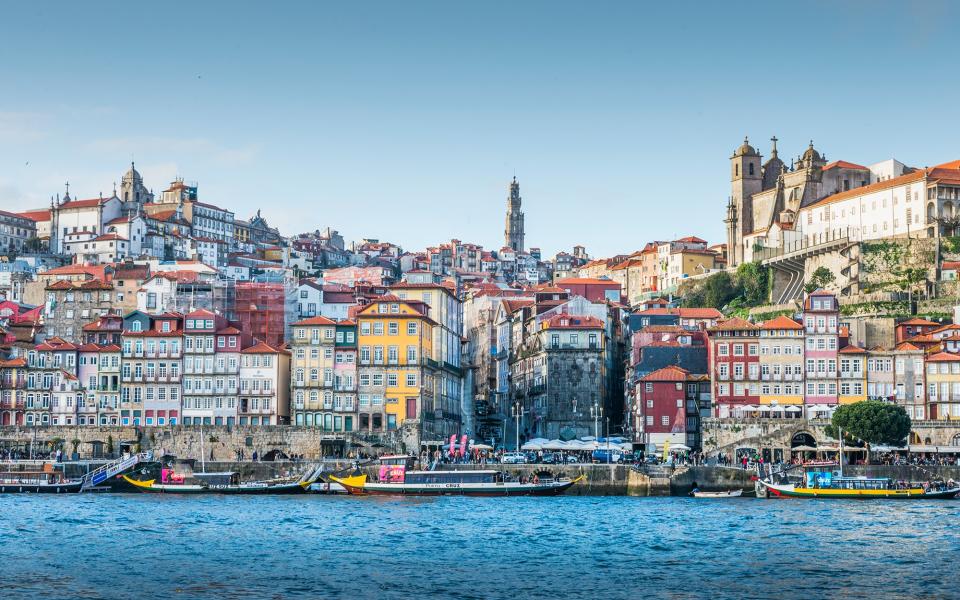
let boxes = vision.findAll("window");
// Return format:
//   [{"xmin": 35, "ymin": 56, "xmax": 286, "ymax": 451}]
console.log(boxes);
[
  {"xmin": 646, "ymin": 415, "xmax": 653, "ymax": 426},
  {"xmin": 661, "ymin": 415, "xmax": 670, "ymax": 426},
  {"xmin": 407, "ymin": 322, "xmax": 417, "ymax": 335}
]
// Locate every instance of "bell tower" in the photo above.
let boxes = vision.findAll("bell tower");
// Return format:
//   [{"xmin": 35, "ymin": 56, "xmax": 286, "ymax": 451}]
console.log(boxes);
[
  {"xmin": 505, "ymin": 176, "xmax": 525, "ymax": 252},
  {"xmin": 729, "ymin": 137, "xmax": 762, "ymax": 266}
]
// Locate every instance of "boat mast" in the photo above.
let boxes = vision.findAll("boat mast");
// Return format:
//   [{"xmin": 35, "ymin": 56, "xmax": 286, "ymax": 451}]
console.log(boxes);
[
  {"xmin": 200, "ymin": 423, "xmax": 206, "ymax": 473},
  {"xmin": 838, "ymin": 426, "xmax": 843, "ymax": 478}
]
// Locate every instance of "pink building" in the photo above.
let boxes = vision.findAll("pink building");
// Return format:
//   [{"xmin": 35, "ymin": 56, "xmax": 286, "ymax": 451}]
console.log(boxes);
[{"xmin": 802, "ymin": 290, "xmax": 840, "ymax": 418}]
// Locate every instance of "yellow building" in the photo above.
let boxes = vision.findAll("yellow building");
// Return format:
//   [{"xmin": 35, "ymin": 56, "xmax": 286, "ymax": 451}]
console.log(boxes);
[
  {"xmin": 290, "ymin": 315, "xmax": 337, "ymax": 427},
  {"xmin": 356, "ymin": 295, "xmax": 435, "ymax": 433},
  {"xmin": 758, "ymin": 315, "xmax": 805, "ymax": 407},
  {"xmin": 838, "ymin": 345, "xmax": 867, "ymax": 404},
  {"xmin": 926, "ymin": 352, "xmax": 960, "ymax": 420},
  {"xmin": 391, "ymin": 282, "xmax": 462, "ymax": 439}
]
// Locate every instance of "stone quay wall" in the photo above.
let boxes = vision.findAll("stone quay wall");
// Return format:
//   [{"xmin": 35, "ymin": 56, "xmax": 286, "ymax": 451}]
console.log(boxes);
[
  {"xmin": 0, "ymin": 425, "xmax": 392, "ymax": 461},
  {"xmin": 701, "ymin": 418, "xmax": 960, "ymax": 456}
]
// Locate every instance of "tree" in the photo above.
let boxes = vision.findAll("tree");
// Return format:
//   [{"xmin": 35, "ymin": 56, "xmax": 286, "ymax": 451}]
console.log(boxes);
[
  {"xmin": 804, "ymin": 266, "xmax": 835, "ymax": 293},
  {"xmin": 825, "ymin": 401, "xmax": 911, "ymax": 461},
  {"xmin": 736, "ymin": 262, "xmax": 770, "ymax": 306}
]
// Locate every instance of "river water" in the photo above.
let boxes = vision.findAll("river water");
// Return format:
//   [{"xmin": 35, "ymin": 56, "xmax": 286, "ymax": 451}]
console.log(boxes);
[{"xmin": 1, "ymin": 494, "xmax": 957, "ymax": 600}]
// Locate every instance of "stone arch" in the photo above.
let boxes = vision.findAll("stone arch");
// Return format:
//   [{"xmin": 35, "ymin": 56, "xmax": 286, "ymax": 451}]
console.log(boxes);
[
  {"xmin": 791, "ymin": 431, "xmax": 817, "ymax": 448},
  {"xmin": 927, "ymin": 201, "xmax": 936, "ymax": 222},
  {"xmin": 952, "ymin": 433, "xmax": 960, "ymax": 446},
  {"xmin": 944, "ymin": 200, "xmax": 955, "ymax": 219}
]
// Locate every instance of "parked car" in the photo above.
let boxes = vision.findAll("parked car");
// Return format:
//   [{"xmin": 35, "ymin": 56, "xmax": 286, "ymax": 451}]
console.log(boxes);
[
  {"xmin": 591, "ymin": 449, "xmax": 625, "ymax": 464},
  {"xmin": 500, "ymin": 452, "xmax": 527, "ymax": 464}
]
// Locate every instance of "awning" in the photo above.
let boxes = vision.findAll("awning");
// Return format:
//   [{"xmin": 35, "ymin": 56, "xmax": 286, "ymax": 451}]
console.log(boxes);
[
  {"xmin": 791, "ymin": 445, "xmax": 818, "ymax": 452},
  {"xmin": 908, "ymin": 445, "xmax": 960, "ymax": 453},
  {"xmin": 785, "ymin": 406, "xmax": 802, "ymax": 413}
]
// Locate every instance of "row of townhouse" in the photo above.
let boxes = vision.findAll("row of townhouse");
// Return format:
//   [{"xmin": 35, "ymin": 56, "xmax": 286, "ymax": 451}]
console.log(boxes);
[
  {"xmin": 0, "ymin": 309, "xmax": 289, "ymax": 428},
  {"xmin": 0, "ymin": 288, "xmax": 461, "ymax": 442},
  {"xmin": 289, "ymin": 284, "xmax": 462, "ymax": 441},
  {"xmin": 705, "ymin": 290, "xmax": 956, "ymax": 422}
]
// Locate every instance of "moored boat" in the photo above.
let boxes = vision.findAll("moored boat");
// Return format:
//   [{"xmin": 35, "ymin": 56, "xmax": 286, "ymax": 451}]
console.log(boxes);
[
  {"xmin": 122, "ymin": 470, "xmax": 308, "ymax": 495},
  {"xmin": 329, "ymin": 455, "xmax": 582, "ymax": 497},
  {"xmin": 759, "ymin": 475, "xmax": 959, "ymax": 499},
  {"xmin": 692, "ymin": 489, "xmax": 743, "ymax": 498},
  {"xmin": 0, "ymin": 465, "xmax": 83, "ymax": 494}
]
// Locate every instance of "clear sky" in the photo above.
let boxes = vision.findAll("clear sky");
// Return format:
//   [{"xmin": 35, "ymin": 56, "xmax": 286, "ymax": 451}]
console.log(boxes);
[{"xmin": 1, "ymin": 1, "xmax": 958, "ymax": 257}]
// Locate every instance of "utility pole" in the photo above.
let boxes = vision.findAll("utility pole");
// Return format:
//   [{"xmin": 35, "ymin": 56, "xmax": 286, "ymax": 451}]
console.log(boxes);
[{"xmin": 511, "ymin": 401, "xmax": 526, "ymax": 452}]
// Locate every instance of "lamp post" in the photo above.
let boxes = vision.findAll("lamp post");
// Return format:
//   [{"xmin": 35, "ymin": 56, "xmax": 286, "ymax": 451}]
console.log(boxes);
[
  {"xmin": 511, "ymin": 401, "xmax": 526, "ymax": 452},
  {"xmin": 590, "ymin": 402, "xmax": 603, "ymax": 440}
]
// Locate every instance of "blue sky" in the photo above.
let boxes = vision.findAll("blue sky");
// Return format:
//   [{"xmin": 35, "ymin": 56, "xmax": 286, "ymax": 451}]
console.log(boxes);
[{"xmin": 1, "ymin": 1, "xmax": 958, "ymax": 257}]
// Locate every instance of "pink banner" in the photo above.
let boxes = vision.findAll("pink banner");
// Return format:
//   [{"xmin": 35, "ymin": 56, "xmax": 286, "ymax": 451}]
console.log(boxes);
[
  {"xmin": 460, "ymin": 434, "xmax": 468, "ymax": 457},
  {"xmin": 449, "ymin": 434, "xmax": 458, "ymax": 457}
]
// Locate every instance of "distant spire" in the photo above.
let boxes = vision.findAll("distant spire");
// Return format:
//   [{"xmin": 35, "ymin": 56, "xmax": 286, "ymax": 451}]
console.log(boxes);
[
  {"xmin": 770, "ymin": 135, "xmax": 778, "ymax": 158},
  {"xmin": 64, "ymin": 181, "xmax": 70, "ymax": 201}
]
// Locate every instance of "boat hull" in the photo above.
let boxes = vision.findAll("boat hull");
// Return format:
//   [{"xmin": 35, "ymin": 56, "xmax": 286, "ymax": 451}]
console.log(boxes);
[
  {"xmin": 0, "ymin": 481, "xmax": 83, "ymax": 494},
  {"xmin": 693, "ymin": 490, "xmax": 743, "ymax": 498},
  {"xmin": 330, "ymin": 474, "xmax": 582, "ymax": 497},
  {"xmin": 761, "ymin": 480, "xmax": 959, "ymax": 499},
  {"xmin": 122, "ymin": 475, "xmax": 307, "ymax": 495}
]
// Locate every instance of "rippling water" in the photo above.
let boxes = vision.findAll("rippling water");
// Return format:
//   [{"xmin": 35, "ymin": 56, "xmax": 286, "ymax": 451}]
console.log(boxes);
[{"xmin": 1, "ymin": 495, "xmax": 957, "ymax": 599}]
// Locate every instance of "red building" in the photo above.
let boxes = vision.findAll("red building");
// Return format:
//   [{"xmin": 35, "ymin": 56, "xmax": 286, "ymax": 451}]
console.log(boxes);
[
  {"xmin": 638, "ymin": 366, "xmax": 688, "ymax": 448},
  {"xmin": 234, "ymin": 282, "xmax": 292, "ymax": 347},
  {"xmin": 895, "ymin": 317, "xmax": 940, "ymax": 344},
  {"xmin": 707, "ymin": 317, "xmax": 761, "ymax": 417},
  {"xmin": 553, "ymin": 277, "xmax": 622, "ymax": 303}
]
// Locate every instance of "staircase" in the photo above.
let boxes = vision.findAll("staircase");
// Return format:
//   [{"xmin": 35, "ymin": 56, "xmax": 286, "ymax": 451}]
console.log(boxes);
[{"xmin": 81, "ymin": 452, "xmax": 152, "ymax": 490}]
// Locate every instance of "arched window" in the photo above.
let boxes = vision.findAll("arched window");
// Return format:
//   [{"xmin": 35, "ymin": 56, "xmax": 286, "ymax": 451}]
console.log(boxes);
[
  {"xmin": 735, "ymin": 164, "xmax": 739, "ymax": 177},
  {"xmin": 952, "ymin": 433, "xmax": 960, "ymax": 446},
  {"xmin": 748, "ymin": 163, "xmax": 755, "ymax": 176},
  {"xmin": 124, "ymin": 191, "xmax": 129, "ymax": 202}
]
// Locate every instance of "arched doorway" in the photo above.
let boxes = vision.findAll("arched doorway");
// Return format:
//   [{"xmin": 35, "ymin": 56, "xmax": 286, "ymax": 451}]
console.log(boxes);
[
  {"xmin": 909, "ymin": 431, "xmax": 922, "ymax": 445},
  {"xmin": 952, "ymin": 433, "xmax": 960, "ymax": 446},
  {"xmin": 791, "ymin": 431, "xmax": 817, "ymax": 448}
]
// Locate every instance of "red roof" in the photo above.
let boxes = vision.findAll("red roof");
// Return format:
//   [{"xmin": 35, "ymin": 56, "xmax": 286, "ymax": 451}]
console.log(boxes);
[
  {"xmin": 674, "ymin": 236, "xmax": 707, "ymax": 244},
  {"xmin": 554, "ymin": 277, "xmax": 619, "ymax": 286},
  {"xmin": 36, "ymin": 337, "xmax": 78, "ymax": 351},
  {"xmin": 927, "ymin": 351, "xmax": 960, "ymax": 362},
  {"xmin": 242, "ymin": 341, "xmax": 285, "ymax": 354},
  {"xmin": 293, "ymin": 316, "xmax": 337, "ymax": 326},
  {"xmin": 17, "ymin": 209, "xmax": 51, "ymax": 222},
  {"xmin": 709, "ymin": 317, "xmax": 759, "ymax": 332},
  {"xmin": 760, "ymin": 315, "xmax": 803, "ymax": 330},
  {"xmin": 93, "ymin": 233, "xmax": 127, "ymax": 242},
  {"xmin": 822, "ymin": 160, "xmax": 868, "ymax": 171},
  {"xmin": 942, "ymin": 262, "xmax": 960, "ymax": 271},
  {"xmin": 838, "ymin": 345, "xmax": 867, "ymax": 354},
  {"xmin": 899, "ymin": 317, "xmax": 939, "ymax": 326},
  {"xmin": 895, "ymin": 342, "xmax": 921, "ymax": 351},
  {"xmin": 59, "ymin": 197, "xmax": 105, "ymax": 209},
  {"xmin": 641, "ymin": 365, "xmax": 690, "ymax": 382},
  {"xmin": 542, "ymin": 314, "xmax": 604, "ymax": 329}
]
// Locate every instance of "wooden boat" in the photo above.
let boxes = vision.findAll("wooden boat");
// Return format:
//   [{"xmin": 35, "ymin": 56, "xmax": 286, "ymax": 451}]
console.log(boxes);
[
  {"xmin": 122, "ymin": 473, "xmax": 308, "ymax": 495},
  {"xmin": 0, "ymin": 468, "xmax": 83, "ymax": 494},
  {"xmin": 330, "ymin": 470, "xmax": 582, "ymax": 496},
  {"xmin": 759, "ymin": 426, "xmax": 959, "ymax": 499},
  {"xmin": 330, "ymin": 455, "xmax": 582, "ymax": 496},
  {"xmin": 692, "ymin": 489, "xmax": 743, "ymax": 498},
  {"xmin": 759, "ymin": 477, "xmax": 959, "ymax": 499}
]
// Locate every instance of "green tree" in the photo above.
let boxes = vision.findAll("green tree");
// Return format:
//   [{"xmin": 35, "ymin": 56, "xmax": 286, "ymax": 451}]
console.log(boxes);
[
  {"xmin": 736, "ymin": 261, "xmax": 770, "ymax": 306},
  {"xmin": 804, "ymin": 266, "xmax": 835, "ymax": 293},
  {"xmin": 703, "ymin": 271, "xmax": 738, "ymax": 309},
  {"xmin": 825, "ymin": 401, "xmax": 911, "ymax": 461}
]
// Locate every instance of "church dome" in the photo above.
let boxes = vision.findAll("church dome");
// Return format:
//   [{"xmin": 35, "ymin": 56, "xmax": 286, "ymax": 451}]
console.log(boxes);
[
  {"xmin": 734, "ymin": 137, "xmax": 757, "ymax": 157},
  {"xmin": 123, "ymin": 161, "xmax": 141, "ymax": 182},
  {"xmin": 802, "ymin": 141, "xmax": 821, "ymax": 163}
]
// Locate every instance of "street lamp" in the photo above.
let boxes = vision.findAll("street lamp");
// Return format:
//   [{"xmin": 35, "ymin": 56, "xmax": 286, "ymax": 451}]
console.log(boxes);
[
  {"xmin": 511, "ymin": 401, "xmax": 527, "ymax": 452},
  {"xmin": 590, "ymin": 402, "xmax": 603, "ymax": 440}
]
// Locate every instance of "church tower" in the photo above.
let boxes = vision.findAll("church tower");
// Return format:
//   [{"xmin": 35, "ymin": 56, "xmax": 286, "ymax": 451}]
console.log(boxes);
[
  {"xmin": 119, "ymin": 162, "xmax": 154, "ymax": 216},
  {"xmin": 505, "ymin": 176, "xmax": 525, "ymax": 252},
  {"xmin": 729, "ymin": 137, "xmax": 762, "ymax": 267}
]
